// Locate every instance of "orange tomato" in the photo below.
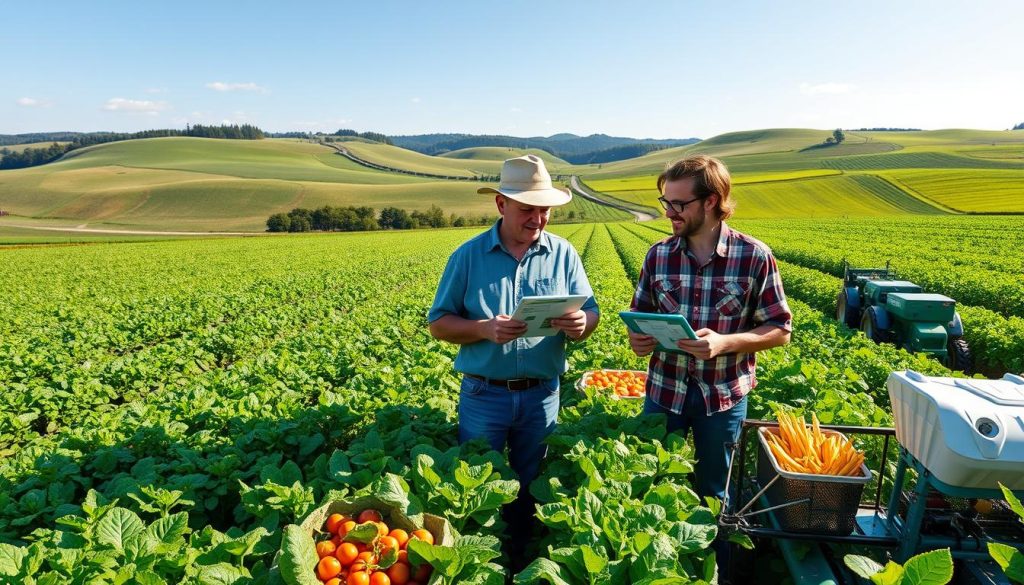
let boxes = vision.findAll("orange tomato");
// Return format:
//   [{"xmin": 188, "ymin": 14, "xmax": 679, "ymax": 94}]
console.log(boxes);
[
  {"xmin": 374, "ymin": 521, "xmax": 389, "ymax": 537},
  {"xmin": 347, "ymin": 571, "xmax": 371, "ymax": 585},
  {"xmin": 397, "ymin": 550, "xmax": 408, "ymax": 563},
  {"xmin": 386, "ymin": 562, "xmax": 411, "ymax": 585},
  {"xmin": 409, "ymin": 529, "xmax": 434, "ymax": 546},
  {"xmin": 318, "ymin": 556, "xmax": 343, "ymax": 580},
  {"xmin": 326, "ymin": 513, "xmax": 347, "ymax": 535},
  {"xmin": 336, "ymin": 542, "xmax": 360, "ymax": 566},
  {"xmin": 389, "ymin": 529, "xmax": 409, "ymax": 549},
  {"xmin": 339, "ymin": 520, "xmax": 357, "ymax": 537},
  {"xmin": 317, "ymin": 540, "xmax": 338, "ymax": 558},
  {"xmin": 358, "ymin": 509, "xmax": 383, "ymax": 524},
  {"xmin": 369, "ymin": 572, "xmax": 391, "ymax": 585},
  {"xmin": 356, "ymin": 550, "xmax": 377, "ymax": 566},
  {"xmin": 377, "ymin": 535, "xmax": 399, "ymax": 556},
  {"xmin": 325, "ymin": 579, "xmax": 343, "ymax": 585}
]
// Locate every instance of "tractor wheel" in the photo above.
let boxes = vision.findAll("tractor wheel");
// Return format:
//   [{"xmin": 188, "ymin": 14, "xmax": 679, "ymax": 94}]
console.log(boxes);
[
  {"xmin": 946, "ymin": 336, "xmax": 973, "ymax": 373},
  {"xmin": 861, "ymin": 310, "xmax": 890, "ymax": 344},
  {"xmin": 836, "ymin": 291, "xmax": 858, "ymax": 329}
]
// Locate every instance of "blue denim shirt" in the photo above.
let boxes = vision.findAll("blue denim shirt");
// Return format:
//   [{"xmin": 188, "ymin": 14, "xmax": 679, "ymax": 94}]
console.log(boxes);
[{"xmin": 428, "ymin": 220, "xmax": 598, "ymax": 380}]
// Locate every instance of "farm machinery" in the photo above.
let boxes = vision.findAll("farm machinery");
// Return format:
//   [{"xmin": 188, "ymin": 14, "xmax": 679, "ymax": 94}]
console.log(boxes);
[
  {"xmin": 722, "ymin": 370, "xmax": 1024, "ymax": 585},
  {"xmin": 835, "ymin": 261, "xmax": 972, "ymax": 372}
]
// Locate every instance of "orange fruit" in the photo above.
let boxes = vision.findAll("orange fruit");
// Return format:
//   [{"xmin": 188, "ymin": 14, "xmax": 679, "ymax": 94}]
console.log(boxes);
[
  {"xmin": 358, "ymin": 509, "xmax": 383, "ymax": 524},
  {"xmin": 347, "ymin": 571, "xmax": 370, "ymax": 585},
  {"xmin": 317, "ymin": 540, "xmax": 338, "ymax": 558},
  {"xmin": 386, "ymin": 562, "xmax": 411, "ymax": 585},
  {"xmin": 318, "ymin": 556, "xmax": 343, "ymax": 580},
  {"xmin": 369, "ymin": 572, "xmax": 391, "ymax": 585},
  {"xmin": 389, "ymin": 529, "xmax": 409, "ymax": 549},
  {"xmin": 409, "ymin": 529, "xmax": 434, "ymax": 546},
  {"xmin": 336, "ymin": 542, "xmax": 360, "ymax": 566}
]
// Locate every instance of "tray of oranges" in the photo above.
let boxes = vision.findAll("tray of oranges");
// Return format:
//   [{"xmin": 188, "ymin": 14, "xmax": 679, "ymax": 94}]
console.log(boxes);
[{"xmin": 576, "ymin": 369, "xmax": 647, "ymax": 399}]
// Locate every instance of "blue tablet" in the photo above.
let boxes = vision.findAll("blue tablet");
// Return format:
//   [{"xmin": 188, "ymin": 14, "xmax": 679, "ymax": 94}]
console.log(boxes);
[{"xmin": 619, "ymin": 311, "xmax": 698, "ymax": 354}]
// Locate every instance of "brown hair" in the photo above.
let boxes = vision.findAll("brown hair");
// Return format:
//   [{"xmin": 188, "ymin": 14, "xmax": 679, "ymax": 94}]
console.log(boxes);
[{"xmin": 656, "ymin": 155, "xmax": 735, "ymax": 220}]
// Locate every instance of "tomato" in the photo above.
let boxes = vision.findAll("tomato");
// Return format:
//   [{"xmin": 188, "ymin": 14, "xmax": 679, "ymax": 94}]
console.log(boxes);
[
  {"xmin": 388, "ymin": 529, "xmax": 409, "ymax": 549},
  {"xmin": 325, "ymin": 579, "xmax": 343, "ymax": 585},
  {"xmin": 318, "ymin": 556, "xmax": 343, "ymax": 580},
  {"xmin": 336, "ymin": 542, "xmax": 360, "ymax": 566},
  {"xmin": 356, "ymin": 550, "xmax": 377, "ymax": 566},
  {"xmin": 358, "ymin": 509, "xmax": 383, "ymax": 524},
  {"xmin": 369, "ymin": 572, "xmax": 391, "ymax": 585},
  {"xmin": 414, "ymin": 563, "xmax": 432, "ymax": 582},
  {"xmin": 397, "ymin": 550, "xmax": 408, "ymax": 564},
  {"xmin": 350, "ymin": 560, "xmax": 368, "ymax": 573},
  {"xmin": 317, "ymin": 540, "xmax": 338, "ymax": 558},
  {"xmin": 409, "ymin": 529, "xmax": 434, "ymax": 546},
  {"xmin": 347, "ymin": 571, "xmax": 371, "ymax": 585},
  {"xmin": 378, "ymin": 535, "xmax": 399, "ymax": 552},
  {"xmin": 325, "ymin": 513, "xmax": 348, "ymax": 535},
  {"xmin": 339, "ymin": 520, "xmax": 357, "ymax": 537},
  {"xmin": 375, "ymin": 521, "xmax": 389, "ymax": 537},
  {"xmin": 385, "ymin": 562, "xmax": 411, "ymax": 585}
]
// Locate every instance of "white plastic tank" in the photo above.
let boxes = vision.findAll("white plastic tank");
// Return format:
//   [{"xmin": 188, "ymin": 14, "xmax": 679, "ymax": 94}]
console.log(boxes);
[{"xmin": 886, "ymin": 371, "xmax": 1024, "ymax": 490}]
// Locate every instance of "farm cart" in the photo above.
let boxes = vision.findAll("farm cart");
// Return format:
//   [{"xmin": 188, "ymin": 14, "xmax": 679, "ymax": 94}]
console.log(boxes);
[
  {"xmin": 720, "ymin": 371, "xmax": 1024, "ymax": 585},
  {"xmin": 835, "ymin": 261, "xmax": 972, "ymax": 372}
]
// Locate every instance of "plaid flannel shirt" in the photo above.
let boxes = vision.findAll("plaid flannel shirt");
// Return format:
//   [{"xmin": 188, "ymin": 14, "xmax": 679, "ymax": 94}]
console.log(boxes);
[{"xmin": 630, "ymin": 223, "xmax": 792, "ymax": 414}]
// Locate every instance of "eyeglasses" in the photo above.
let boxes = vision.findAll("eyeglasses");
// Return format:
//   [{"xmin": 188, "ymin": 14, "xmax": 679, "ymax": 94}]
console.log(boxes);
[{"xmin": 658, "ymin": 196, "xmax": 705, "ymax": 214}]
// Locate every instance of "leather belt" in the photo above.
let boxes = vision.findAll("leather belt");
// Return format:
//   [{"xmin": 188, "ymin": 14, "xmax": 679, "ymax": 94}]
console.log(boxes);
[{"xmin": 464, "ymin": 373, "xmax": 546, "ymax": 391}]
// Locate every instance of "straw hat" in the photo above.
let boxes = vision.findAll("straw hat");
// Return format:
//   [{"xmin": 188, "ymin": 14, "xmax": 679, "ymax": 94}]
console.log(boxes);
[{"xmin": 478, "ymin": 155, "xmax": 572, "ymax": 207}]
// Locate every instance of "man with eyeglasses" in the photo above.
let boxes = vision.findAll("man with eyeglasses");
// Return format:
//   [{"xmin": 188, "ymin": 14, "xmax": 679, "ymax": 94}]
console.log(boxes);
[{"xmin": 628, "ymin": 155, "xmax": 792, "ymax": 503}]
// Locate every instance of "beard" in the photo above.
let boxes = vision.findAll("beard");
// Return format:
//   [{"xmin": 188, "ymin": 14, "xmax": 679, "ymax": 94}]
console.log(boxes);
[{"xmin": 671, "ymin": 212, "xmax": 705, "ymax": 238}]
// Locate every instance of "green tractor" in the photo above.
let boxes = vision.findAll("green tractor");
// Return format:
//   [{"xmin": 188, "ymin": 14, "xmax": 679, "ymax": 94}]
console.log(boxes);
[{"xmin": 835, "ymin": 262, "xmax": 972, "ymax": 372}]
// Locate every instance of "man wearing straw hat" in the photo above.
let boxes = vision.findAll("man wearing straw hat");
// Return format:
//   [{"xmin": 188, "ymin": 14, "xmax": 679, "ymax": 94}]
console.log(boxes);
[{"xmin": 428, "ymin": 154, "xmax": 599, "ymax": 560}]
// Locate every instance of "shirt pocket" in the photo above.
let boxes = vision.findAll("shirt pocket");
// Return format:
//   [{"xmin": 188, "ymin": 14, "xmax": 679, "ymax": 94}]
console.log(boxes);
[
  {"xmin": 712, "ymin": 277, "xmax": 751, "ymax": 319},
  {"xmin": 652, "ymin": 276, "xmax": 686, "ymax": 313},
  {"xmin": 528, "ymin": 276, "xmax": 566, "ymax": 296}
]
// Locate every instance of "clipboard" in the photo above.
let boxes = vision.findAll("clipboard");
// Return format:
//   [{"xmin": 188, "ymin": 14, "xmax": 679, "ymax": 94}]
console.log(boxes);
[
  {"xmin": 619, "ymin": 311, "xmax": 697, "ymax": 354},
  {"xmin": 511, "ymin": 294, "xmax": 590, "ymax": 337}
]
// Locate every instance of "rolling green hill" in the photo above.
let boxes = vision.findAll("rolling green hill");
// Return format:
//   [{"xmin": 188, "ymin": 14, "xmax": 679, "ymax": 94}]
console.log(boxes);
[
  {"xmin": 440, "ymin": 146, "xmax": 569, "ymax": 167},
  {"xmin": 2, "ymin": 128, "xmax": 1022, "ymax": 238}
]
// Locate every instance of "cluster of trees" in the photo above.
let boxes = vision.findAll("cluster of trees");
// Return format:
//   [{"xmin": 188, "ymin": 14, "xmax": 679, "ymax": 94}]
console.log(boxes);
[
  {"xmin": 332, "ymin": 129, "xmax": 392, "ymax": 144},
  {"xmin": 266, "ymin": 205, "xmax": 493, "ymax": 233},
  {"xmin": 0, "ymin": 142, "xmax": 70, "ymax": 169},
  {"xmin": 824, "ymin": 129, "xmax": 846, "ymax": 145},
  {"xmin": 0, "ymin": 125, "xmax": 266, "ymax": 170}
]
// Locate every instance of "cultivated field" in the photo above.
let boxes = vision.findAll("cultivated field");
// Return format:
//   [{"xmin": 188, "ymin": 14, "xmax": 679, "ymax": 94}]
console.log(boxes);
[{"xmin": 8, "ymin": 216, "xmax": 999, "ymax": 581}]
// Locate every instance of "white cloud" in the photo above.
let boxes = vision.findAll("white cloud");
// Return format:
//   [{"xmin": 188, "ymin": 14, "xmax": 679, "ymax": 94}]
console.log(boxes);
[
  {"xmin": 799, "ymin": 82, "xmax": 855, "ymax": 96},
  {"xmin": 17, "ymin": 97, "xmax": 51, "ymax": 107},
  {"xmin": 206, "ymin": 81, "xmax": 267, "ymax": 93},
  {"xmin": 103, "ymin": 98, "xmax": 170, "ymax": 114}
]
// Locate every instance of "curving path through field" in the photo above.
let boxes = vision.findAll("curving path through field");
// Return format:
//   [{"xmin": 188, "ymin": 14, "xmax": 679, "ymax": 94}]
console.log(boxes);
[{"xmin": 568, "ymin": 176, "xmax": 657, "ymax": 221}]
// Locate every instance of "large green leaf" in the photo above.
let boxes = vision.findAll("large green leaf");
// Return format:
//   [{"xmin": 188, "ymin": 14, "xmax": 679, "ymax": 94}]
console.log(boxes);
[
  {"xmin": 901, "ymin": 549, "xmax": 953, "ymax": 585},
  {"xmin": 0, "ymin": 543, "xmax": 26, "ymax": 576},
  {"xmin": 844, "ymin": 555, "xmax": 885, "ymax": 579},
  {"xmin": 1000, "ymin": 483, "xmax": 1024, "ymax": 520},
  {"xmin": 195, "ymin": 562, "xmax": 249, "ymax": 585},
  {"xmin": 871, "ymin": 561, "xmax": 905, "ymax": 585},
  {"xmin": 988, "ymin": 542, "xmax": 1024, "ymax": 583},
  {"xmin": 96, "ymin": 507, "xmax": 146, "ymax": 552},
  {"xmin": 513, "ymin": 558, "xmax": 574, "ymax": 585},
  {"xmin": 277, "ymin": 525, "xmax": 319, "ymax": 585}
]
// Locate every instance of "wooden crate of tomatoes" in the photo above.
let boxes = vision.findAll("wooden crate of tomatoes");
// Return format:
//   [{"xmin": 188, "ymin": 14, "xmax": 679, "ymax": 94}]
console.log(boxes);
[
  {"xmin": 300, "ymin": 497, "xmax": 453, "ymax": 585},
  {"xmin": 576, "ymin": 369, "xmax": 648, "ymax": 399}
]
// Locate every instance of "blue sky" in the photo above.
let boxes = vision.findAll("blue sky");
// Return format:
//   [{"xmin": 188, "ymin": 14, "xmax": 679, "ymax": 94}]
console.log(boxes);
[{"xmin": 4, "ymin": 0, "xmax": 1022, "ymax": 139}]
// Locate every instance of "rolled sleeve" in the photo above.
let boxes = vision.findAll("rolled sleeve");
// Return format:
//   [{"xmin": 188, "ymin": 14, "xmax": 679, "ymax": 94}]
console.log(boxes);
[
  {"xmin": 630, "ymin": 247, "xmax": 658, "ymax": 312},
  {"xmin": 752, "ymin": 252, "xmax": 793, "ymax": 332},
  {"xmin": 428, "ymin": 250, "xmax": 467, "ymax": 323}
]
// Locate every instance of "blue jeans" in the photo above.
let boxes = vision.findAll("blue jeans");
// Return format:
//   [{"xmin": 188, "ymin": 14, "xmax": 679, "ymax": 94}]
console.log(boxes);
[
  {"xmin": 458, "ymin": 375, "xmax": 560, "ymax": 492},
  {"xmin": 643, "ymin": 385, "xmax": 747, "ymax": 502}
]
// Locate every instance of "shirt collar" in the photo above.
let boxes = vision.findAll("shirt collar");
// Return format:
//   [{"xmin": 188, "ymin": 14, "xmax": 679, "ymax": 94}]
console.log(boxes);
[
  {"xmin": 670, "ymin": 221, "xmax": 731, "ymax": 259},
  {"xmin": 487, "ymin": 219, "xmax": 551, "ymax": 256}
]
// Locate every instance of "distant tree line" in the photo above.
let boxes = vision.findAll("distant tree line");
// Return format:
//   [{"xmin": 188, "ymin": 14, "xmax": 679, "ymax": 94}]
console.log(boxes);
[
  {"xmin": 266, "ymin": 205, "xmax": 493, "ymax": 232},
  {"xmin": 0, "ymin": 142, "xmax": 70, "ymax": 169},
  {"xmin": 332, "ymin": 129, "xmax": 393, "ymax": 145},
  {"xmin": 851, "ymin": 127, "xmax": 922, "ymax": 132},
  {"xmin": 0, "ymin": 124, "xmax": 265, "ymax": 170}
]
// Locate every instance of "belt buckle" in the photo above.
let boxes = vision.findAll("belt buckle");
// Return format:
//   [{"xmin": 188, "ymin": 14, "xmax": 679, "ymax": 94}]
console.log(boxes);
[{"xmin": 506, "ymin": 378, "xmax": 531, "ymax": 391}]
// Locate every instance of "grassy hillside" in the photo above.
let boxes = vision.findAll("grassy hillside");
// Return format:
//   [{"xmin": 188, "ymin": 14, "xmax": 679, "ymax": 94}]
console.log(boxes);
[
  {"xmin": 440, "ymin": 146, "xmax": 569, "ymax": 166},
  {"xmin": 2, "ymin": 128, "xmax": 1021, "ymax": 238},
  {"xmin": 581, "ymin": 129, "xmax": 1024, "ymax": 215}
]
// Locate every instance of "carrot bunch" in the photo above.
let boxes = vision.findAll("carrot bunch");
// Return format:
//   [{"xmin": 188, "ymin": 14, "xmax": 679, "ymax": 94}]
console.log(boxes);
[{"xmin": 764, "ymin": 410, "xmax": 866, "ymax": 477}]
